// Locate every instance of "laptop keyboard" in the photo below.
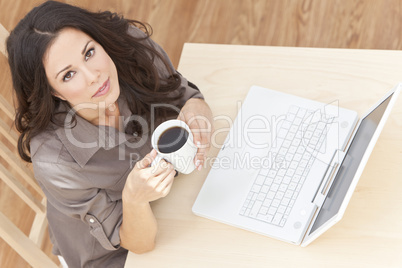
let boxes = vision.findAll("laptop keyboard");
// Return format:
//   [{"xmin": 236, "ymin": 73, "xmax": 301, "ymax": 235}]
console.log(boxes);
[{"xmin": 239, "ymin": 105, "xmax": 334, "ymax": 227}]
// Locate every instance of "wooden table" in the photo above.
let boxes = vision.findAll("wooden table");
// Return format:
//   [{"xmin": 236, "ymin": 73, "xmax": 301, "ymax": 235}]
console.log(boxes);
[{"xmin": 125, "ymin": 44, "xmax": 402, "ymax": 268}]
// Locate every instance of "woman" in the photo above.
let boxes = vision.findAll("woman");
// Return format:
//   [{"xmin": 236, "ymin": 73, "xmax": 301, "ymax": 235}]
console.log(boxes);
[{"xmin": 7, "ymin": 1, "xmax": 212, "ymax": 267}]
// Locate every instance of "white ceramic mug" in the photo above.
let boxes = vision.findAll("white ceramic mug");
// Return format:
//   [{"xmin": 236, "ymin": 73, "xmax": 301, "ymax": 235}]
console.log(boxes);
[{"xmin": 151, "ymin": 120, "xmax": 197, "ymax": 174}]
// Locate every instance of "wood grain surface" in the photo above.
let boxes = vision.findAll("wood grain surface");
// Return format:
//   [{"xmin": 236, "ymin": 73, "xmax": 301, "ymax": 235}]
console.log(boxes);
[{"xmin": 1, "ymin": 0, "xmax": 402, "ymax": 267}]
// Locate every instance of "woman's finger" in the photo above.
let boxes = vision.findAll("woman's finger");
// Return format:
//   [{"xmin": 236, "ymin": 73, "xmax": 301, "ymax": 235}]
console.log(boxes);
[
  {"xmin": 184, "ymin": 112, "xmax": 202, "ymax": 146},
  {"xmin": 146, "ymin": 161, "xmax": 174, "ymax": 188},
  {"xmin": 148, "ymin": 158, "xmax": 174, "ymax": 177},
  {"xmin": 135, "ymin": 149, "xmax": 157, "ymax": 170},
  {"xmin": 156, "ymin": 169, "xmax": 176, "ymax": 197},
  {"xmin": 194, "ymin": 116, "xmax": 213, "ymax": 170}
]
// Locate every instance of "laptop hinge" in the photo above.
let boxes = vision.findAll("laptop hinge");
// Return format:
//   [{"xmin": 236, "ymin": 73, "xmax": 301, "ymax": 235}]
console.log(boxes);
[
  {"xmin": 312, "ymin": 149, "xmax": 346, "ymax": 207},
  {"xmin": 313, "ymin": 193, "xmax": 326, "ymax": 207}
]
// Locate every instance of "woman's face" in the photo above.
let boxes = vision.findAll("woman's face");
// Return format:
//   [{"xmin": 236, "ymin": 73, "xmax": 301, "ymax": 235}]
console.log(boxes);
[{"xmin": 43, "ymin": 28, "xmax": 120, "ymax": 120}]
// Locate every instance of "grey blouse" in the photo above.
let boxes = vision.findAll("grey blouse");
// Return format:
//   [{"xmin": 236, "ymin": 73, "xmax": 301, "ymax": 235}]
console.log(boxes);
[{"xmin": 30, "ymin": 26, "xmax": 203, "ymax": 268}]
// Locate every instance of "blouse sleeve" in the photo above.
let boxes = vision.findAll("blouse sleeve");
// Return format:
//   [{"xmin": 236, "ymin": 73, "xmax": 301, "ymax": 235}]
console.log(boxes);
[
  {"xmin": 33, "ymin": 161, "xmax": 123, "ymax": 251},
  {"xmin": 127, "ymin": 25, "xmax": 204, "ymax": 108}
]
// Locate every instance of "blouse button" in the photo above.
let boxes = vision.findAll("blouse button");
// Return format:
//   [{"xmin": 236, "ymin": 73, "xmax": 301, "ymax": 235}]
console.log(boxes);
[{"xmin": 89, "ymin": 218, "xmax": 95, "ymax": 224}]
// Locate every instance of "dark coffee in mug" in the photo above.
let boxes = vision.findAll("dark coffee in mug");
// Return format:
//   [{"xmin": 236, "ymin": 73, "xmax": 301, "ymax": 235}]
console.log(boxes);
[{"xmin": 157, "ymin": 126, "xmax": 189, "ymax": 153}]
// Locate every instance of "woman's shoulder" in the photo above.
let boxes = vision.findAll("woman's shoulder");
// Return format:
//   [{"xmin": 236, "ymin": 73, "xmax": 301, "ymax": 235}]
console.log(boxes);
[
  {"xmin": 127, "ymin": 24, "xmax": 147, "ymax": 38},
  {"xmin": 30, "ymin": 126, "xmax": 64, "ymax": 164}
]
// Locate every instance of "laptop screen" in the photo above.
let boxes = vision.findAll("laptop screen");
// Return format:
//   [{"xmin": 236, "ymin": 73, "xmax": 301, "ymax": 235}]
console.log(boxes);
[{"xmin": 309, "ymin": 93, "xmax": 394, "ymax": 234}]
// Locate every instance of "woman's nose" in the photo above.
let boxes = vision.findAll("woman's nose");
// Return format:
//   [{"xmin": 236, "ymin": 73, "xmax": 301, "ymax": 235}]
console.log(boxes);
[{"xmin": 83, "ymin": 66, "xmax": 100, "ymax": 86}]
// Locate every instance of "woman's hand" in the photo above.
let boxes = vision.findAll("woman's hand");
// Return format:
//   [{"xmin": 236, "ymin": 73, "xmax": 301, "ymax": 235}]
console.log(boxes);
[
  {"xmin": 177, "ymin": 98, "xmax": 213, "ymax": 171},
  {"xmin": 123, "ymin": 149, "xmax": 176, "ymax": 204},
  {"xmin": 120, "ymin": 150, "xmax": 175, "ymax": 254}
]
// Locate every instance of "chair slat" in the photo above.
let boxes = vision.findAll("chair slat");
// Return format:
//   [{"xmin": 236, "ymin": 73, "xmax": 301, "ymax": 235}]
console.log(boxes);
[
  {"xmin": 0, "ymin": 23, "xmax": 8, "ymax": 57},
  {"xmin": 0, "ymin": 94, "xmax": 15, "ymax": 120},
  {"xmin": 0, "ymin": 117, "xmax": 19, "ymax": 145},
  {"xmin": 0, "ymin": 212, "xmax": 58, "ymax": 268},
  {"xmin": 29, "ymin": 198, "xmax": 48, "ymax": 246},
  {"xmin": 0, "ymin": 140, "xmax": 43, "ymax": 196},
  {"xmin": 0, "ymin": 163, "xmax": 45, "ymax": 214}
]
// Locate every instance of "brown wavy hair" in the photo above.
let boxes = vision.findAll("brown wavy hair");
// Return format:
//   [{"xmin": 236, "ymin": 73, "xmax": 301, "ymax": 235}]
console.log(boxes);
[{"xmin": 7, "ymin": 1, "xmax": 184, "ymax": 162}]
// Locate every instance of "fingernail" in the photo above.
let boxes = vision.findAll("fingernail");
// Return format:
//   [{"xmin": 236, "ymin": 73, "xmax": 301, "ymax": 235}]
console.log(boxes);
[
  {"xmin": 197, "ymin": 164, "xmax": 202, "ymax": 171},
  {"xmin": 195, "ymin": 160, "xmax": 201, "ymax": 167},
  {"xmin": 196, "ymin": 141, "xmax": 201, "ymax": 148}
]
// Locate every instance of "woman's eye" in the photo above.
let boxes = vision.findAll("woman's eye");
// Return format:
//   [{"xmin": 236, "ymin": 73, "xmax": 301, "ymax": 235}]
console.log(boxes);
[
  {"xmin": 85, "ymin": 48, "xmax": 95, "ymax": 61},
  {"xmin": 63, "ymin": 71, "xmax": 75, "ymax": 82}
]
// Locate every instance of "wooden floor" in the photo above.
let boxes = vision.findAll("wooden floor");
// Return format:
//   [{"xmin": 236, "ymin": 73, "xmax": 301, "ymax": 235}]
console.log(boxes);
[{"xmin": 1, "ymin": 0, "xmax": 402, "ymax": 267}]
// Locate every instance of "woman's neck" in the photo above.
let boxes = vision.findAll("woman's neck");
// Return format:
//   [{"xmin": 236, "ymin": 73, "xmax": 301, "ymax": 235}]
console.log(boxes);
[{"xmin": 78, "ymin": 102, "xmax": 123, "ymax": 131}]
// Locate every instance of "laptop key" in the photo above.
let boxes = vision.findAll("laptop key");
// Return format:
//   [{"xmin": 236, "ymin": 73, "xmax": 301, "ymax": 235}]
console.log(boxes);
[{"xmin": 249, "ymin": 201, "xmax": 263, "ymax": 217}]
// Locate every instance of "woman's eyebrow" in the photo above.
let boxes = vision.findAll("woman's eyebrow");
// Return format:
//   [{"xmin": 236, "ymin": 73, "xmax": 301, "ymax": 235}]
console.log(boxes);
[
  {"xmin": 55, "ymin": 40, "xmax": 93, "ymax": 79},
  {"xmin": 81, "ymin": 40, "xmax": 92, "ymax": 55},
  {"xmin": 55, "ymin": 65, "xmax": 72, "ymax": 79}
]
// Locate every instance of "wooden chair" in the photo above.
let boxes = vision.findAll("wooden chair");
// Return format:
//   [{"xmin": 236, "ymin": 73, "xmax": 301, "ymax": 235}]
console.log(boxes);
[{"xmin": 0, "ymin": 23, "xmax": 59, "ymax": 268}]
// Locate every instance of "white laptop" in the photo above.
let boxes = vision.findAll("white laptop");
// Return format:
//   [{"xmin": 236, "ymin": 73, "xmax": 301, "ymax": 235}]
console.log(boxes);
[{"xmin": 192, "ymin": 83, "xmax": 401, "ymax": 246}]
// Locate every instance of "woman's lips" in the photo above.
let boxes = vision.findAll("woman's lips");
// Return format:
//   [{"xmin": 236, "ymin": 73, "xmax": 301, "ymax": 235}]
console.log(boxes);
[{"xmin": 92, "ymin": 78, "xmax": 110, "ymax": 98}]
